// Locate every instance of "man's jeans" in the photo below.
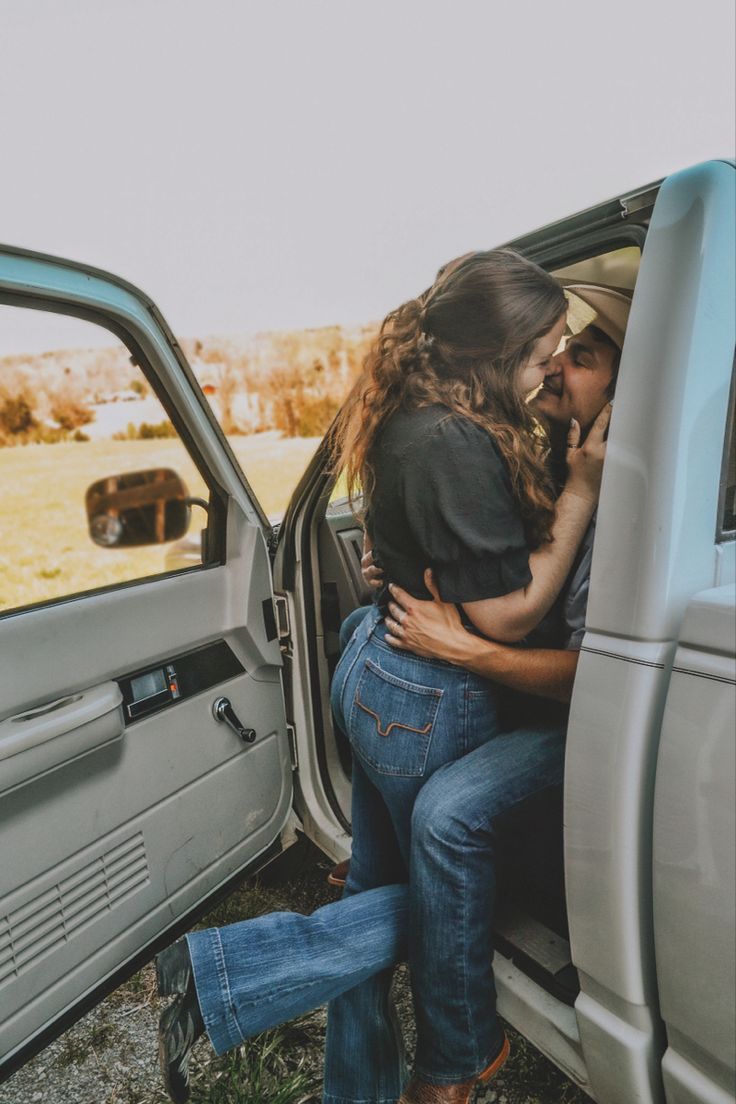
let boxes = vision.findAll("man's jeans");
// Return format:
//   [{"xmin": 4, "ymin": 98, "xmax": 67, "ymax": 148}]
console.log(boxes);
[{"xmin": 187, "ymin": 605, "xmax": 566, "ymax": 1103}]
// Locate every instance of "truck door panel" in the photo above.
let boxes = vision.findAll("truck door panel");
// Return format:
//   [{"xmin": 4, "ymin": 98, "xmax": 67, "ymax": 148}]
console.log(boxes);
[{"xmin": 0, "ymin": 250, "xmax": 291, "ymax": 1075}]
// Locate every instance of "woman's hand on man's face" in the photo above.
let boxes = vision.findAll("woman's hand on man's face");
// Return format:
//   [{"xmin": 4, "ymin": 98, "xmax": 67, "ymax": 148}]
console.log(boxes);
[
  {"xmin": 564, "ymin": 401, "xmax": 612, "ymax": 504},
  {"xmin": 385, "ymin": 570, "xmax": 469, "ymax": 663}
]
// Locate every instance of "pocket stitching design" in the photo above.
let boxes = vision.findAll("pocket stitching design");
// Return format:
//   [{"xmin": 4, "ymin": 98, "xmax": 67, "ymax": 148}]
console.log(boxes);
[
  {"xmin": 354, "ymin": 693, "xmax": 434, "ymax": 738},
  {"xmin": 348, "ymin": 659, "xmax": 444, "ymax": 778}
]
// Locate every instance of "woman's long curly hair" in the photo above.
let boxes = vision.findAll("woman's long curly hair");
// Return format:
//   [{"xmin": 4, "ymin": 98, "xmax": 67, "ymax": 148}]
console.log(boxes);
[{"xmin": 329, "ymin": 248, "xmax": 566, "ymax": 548}]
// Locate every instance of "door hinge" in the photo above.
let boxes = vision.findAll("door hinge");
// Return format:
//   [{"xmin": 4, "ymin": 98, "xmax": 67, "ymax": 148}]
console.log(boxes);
[
  {"xmin": 274, "ymin": 593, "xmax": 291, "ymax": 654},
  {"xmin": 286, "ymin": 722, "xmax": 298, "ymax": 770},
  {"xmin": 267, "ymin": 522, "xmax": 281, "ymax": 558}
]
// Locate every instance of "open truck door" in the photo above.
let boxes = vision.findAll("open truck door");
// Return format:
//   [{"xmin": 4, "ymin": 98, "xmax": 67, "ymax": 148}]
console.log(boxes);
[{"xmin": 0, "ymin": 246, "xmax": 293, "ymax": 1077}]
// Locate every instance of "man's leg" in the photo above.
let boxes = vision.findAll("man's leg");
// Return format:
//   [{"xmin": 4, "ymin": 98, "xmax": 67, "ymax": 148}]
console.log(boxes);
[
  {"xmin": 323, "ymin": 759, "xmax": 410, "ymax": 1104},
  {"xmin": 408, "ymin": 721, "xmax": 567, "ymax": 1084}
]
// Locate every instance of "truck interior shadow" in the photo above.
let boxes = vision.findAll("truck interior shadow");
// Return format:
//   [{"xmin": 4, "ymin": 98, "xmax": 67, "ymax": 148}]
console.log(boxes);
[{"xmin": 494, "ymin": 785, "xmax": 580, "ymax": 1007}]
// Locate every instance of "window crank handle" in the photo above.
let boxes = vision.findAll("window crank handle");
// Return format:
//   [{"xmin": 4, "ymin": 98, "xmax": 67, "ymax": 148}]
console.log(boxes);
[{"xmin": 213, "ymin": 697, "xmax": 256, "ymax": 743}]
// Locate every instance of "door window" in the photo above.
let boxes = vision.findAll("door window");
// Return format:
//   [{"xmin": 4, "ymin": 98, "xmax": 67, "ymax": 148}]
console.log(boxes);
[
  {"xmin": 0, "ymin": 305, "xmax": 214, "ymax": 615},
  {"xmin": 186, "ymin": 326, "xmax": 375, "ymax": 519}
]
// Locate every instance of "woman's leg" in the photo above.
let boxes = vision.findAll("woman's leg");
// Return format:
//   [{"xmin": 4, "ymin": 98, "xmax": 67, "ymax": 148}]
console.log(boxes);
[
  {"xmin": 185, "ymin": 612, "xmax": 408, "ymax": 1065},
  {"xmin": 185, "ymin": 879, "xmax": 409, "ymax": 1055},
  {"xmin": 342, "ymin": 629, "xmax": 504, "ymax": 863},
  {"xmin": 328, "ymin": 627, "xmax": 503, "ymax": 1101},
  {"xmin": 339, "ymin": 603, "xmax": 374, "ymax": 652},
  {"xmin": 407, "ymin": 721, "xmax": 567, "ymax": 1084}
]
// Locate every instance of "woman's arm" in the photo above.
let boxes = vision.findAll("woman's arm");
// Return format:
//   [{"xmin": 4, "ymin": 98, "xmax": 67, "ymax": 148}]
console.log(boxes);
[
  {"xmin": 460, "ymin": 406, "xmax": 609, "ymax": 642},
  {"xmin": 385, "ymin": 573, "xmax": 578, "ymax": 702}
]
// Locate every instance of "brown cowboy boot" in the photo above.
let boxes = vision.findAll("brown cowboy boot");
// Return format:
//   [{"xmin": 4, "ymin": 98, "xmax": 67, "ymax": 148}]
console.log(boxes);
[
  {"xmin": 399, "ymin": 1034, "xmax": 510, "ymax": 1104},
  {"xmin": 326, "ymin": 858, "xmax": 350, "ymax": 887}
]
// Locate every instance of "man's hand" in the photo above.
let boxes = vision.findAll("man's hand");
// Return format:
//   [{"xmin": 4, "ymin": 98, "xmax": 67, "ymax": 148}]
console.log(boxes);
[
  {"xmin": 385, "ymin": 570, "xmax": 578, "ymax": 701},
  {"xmin": 385, "ymin": 569, "xmax": 482, "ymax": 665},
  {"xmin": 565, "ymin": 402, "xmax": 611, "ymax": 504}
]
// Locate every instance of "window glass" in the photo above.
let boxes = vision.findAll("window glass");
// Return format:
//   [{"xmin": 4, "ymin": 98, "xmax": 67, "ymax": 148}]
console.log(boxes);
[
  {"xmin": 0, "ymin": 306, "xmax": 211, "ymax": 615},
  {"xmin": 553, "ymin": 245, "xmax": 640, "ymax": 290},
  {"xmin": 184, "ymin": 326, "xmax": 375, "ymax": 520}
]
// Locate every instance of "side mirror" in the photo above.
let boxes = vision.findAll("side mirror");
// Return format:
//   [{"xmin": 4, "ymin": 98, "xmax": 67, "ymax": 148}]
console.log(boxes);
[{"xmin": 85, "ymin": 469, "xmax": 192, "ymax": 548}]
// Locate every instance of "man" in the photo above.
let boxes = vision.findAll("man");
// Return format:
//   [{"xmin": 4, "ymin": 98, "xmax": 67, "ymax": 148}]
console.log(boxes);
[{"xmin": 157, "ymin": 283, "xmax": 631, "ymax": 1104}]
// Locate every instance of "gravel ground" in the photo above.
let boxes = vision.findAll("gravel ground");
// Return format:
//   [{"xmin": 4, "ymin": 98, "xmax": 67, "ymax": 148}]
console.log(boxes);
[{"xmin": 0, "ymin": 843, "xmax": 589, "ymax": 1104}]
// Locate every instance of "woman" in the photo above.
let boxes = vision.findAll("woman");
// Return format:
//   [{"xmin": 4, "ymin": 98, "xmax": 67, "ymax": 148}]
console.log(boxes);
[
  {"xmin": 156, "ymin": 249, "xmax": 603, "ymax": 1104},
  {"xmin": 325, "ymin": 249, "xmax": 600, "ymax": 1103}
]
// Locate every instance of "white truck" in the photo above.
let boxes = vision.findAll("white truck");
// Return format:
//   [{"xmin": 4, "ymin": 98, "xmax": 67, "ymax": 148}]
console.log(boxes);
[{"xmin": 0, "ymin": 158, "xmax": 734, "ymax": 1103}]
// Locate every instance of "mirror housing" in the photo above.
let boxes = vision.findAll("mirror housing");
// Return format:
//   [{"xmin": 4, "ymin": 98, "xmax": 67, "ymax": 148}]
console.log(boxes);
[{"xmin": 85, "ymin": 469, "xmax": 192, "ymax": 548}]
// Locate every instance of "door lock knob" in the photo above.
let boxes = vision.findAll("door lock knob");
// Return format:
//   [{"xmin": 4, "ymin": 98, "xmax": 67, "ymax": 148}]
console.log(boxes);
[{"xmin": 213, "ymin": 697, "xmax": 256, "ymax": 743}]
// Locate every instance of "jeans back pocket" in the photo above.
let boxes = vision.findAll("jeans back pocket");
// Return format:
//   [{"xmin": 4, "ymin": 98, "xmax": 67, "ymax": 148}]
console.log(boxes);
[{"xmin": 349, "ymin": 658, "xmax": 443, "ymax": 777}]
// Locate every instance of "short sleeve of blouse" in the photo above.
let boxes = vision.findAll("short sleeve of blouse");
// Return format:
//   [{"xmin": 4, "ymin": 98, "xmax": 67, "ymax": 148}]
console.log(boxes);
[{"xmin": 400, "ymin": 415, "xmax": 532, "ymax": 603}]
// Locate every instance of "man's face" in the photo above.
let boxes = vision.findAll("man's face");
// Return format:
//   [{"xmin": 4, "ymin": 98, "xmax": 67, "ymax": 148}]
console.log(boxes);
[{"xmin": 532, "ymin": 325, "xmax": 618, "ymax": 430}]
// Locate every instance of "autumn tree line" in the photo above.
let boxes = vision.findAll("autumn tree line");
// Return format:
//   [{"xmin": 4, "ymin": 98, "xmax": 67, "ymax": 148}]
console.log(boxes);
[{"xmin": 0, "ymin": 323, "xmax": 376, "ymax": 446}]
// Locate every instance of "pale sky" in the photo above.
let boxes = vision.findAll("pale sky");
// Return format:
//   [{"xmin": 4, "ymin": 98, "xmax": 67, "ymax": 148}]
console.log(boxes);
[{"xmin": 1, "ymin": 0, "xmax": 734, "ymax": 346}]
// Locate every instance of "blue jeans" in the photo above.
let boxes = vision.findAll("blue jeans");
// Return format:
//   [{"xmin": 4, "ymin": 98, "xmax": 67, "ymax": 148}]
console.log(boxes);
[
  {"xmin": 326, "ymin": 603, "xmax": 507, "ymax": 1097},
  {"xmin": 186, "ymin": 606, "xmax": 566, "ymax": 1102},
  {"xmin": 339, "ymin": 603, "xmax": 373, "ymax": 652}
]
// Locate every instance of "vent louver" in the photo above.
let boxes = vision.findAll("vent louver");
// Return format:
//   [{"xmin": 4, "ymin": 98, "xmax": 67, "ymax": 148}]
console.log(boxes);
[{"xmin": 0, "ymin": 832, "xmax": 149, "ymax": 987}]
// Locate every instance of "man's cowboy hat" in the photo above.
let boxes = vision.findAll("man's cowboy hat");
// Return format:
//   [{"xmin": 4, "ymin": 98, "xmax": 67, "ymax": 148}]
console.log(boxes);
[{"xmin": 563, "ymin": 284, "xmax": 633, "ymax": 351}]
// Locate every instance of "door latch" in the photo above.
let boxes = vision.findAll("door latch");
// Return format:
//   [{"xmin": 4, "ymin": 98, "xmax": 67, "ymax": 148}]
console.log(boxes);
[
  {"xmin": 212, "ymin": 697, "xmax": 256, "ymax": 743},
  {"xmin": 273, "ymin": 594, "xmax": 292, "ymax": 654}
]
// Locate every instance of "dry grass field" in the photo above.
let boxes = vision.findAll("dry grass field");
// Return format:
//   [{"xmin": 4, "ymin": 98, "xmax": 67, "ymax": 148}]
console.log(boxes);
[{"xmin": 0, "ymin": 432, "xmax": 320, "ymax": 614}]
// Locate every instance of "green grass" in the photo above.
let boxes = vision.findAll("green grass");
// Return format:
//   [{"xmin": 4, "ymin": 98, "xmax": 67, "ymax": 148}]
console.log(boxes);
[{"xmin": 190, "ymin": 1030, "xmax": 320, "ymax": 1104}]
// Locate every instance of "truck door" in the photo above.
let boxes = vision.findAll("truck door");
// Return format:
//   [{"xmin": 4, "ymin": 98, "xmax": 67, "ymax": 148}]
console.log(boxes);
[
  {"xmin": 563, "ymin": 160, "xmax": 735, "ymax": 1104},
  {"xmin": 0, "ymin": 247, "xmax": 292, "ymax": 1076}
]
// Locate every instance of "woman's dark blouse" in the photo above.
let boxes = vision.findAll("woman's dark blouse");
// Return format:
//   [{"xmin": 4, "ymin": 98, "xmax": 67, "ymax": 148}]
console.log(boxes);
[{"xmin": 367, "ymin": 405, "xmax": 532, "ymax": 611}]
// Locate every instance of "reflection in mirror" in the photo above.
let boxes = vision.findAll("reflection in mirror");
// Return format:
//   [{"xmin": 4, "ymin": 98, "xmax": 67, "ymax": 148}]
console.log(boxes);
[{"xmin": 85, "ymin": 468, "xmax": 191, "ymax": 548}]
